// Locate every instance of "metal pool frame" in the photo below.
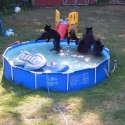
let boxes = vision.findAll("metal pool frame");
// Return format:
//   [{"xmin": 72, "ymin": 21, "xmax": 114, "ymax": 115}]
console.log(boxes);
[{"xmin": 3, "ymin": 40, "xmax": 110, "ymax": 92}]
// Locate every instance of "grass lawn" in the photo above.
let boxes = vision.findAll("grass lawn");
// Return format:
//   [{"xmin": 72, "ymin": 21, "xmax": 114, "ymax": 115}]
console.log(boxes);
[{"xmin": 0, "ymin": 5, "xmax": 125, "ymax": 125}]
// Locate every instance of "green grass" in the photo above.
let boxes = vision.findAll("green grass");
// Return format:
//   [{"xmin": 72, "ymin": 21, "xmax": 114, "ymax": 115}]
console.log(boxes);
[{"xmin": 0, "ymin": 5, "xmax": 125, "ymax": 125}]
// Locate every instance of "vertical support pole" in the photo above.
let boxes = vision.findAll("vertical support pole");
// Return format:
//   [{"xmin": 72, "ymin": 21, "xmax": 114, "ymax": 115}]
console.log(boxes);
[
  {"xmin": 35, "ymin": 73, "xmax": 37, "ymax": 89},
  {"xmin": 67, "ymin": 73, "xmax": 69, "ymax": 91},
  {"xmin": 94, "ymin": 68, "xmax": 96, "ymax": 84},
  {"xmin": 11, "ymin": 66, "xmax": 13, "ymax": 80}
]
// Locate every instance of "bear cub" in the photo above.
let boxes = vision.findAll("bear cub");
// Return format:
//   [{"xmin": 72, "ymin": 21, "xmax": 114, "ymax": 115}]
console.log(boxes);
[
  {"xmin": 93, "ymin": 39, "xmax": 104, "ymax": 56},
  {"xmin": 67, "ymin": 29, "xmax": 79, "ymax": 45}
]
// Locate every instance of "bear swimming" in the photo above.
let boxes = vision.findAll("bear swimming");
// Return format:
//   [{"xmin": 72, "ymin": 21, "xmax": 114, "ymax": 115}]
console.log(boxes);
[
  {"xmin": 93, "ymin": 39, "xmax": 104, "ymax": 56},
  {"xmin": 36, "ymin": 24, "xmax": 61, "ymax": 52},
  {"xmin": 77, "ymin": 27, "xmax": 95, "ymax": 53},
  {"xmin": 67, "ymin": 29, "xmax": 79, "ymax": 45}
]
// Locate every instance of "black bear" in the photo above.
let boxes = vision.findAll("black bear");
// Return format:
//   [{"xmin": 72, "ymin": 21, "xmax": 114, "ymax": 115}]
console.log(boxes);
[
  {"xmin": 67, "ymin": 28, "xmax": 79, "ymax": 45},
  {"xmin": 77, "ymin": 27, "xmax": 95, "ymax": 53},
  {"xmin": 36, "ymin": 32, "xmax": 48, "ymax": 41},
  {"xmin": 36, "ymin": 24, "xmax": 61, "ymax": 52},
  {"xmin": 93, "ymin": 39, "xmax": 104, "ymax": 56},
  {"xmin": 44, "ymin": 24, "xmax": 61, "ymax": 52}
]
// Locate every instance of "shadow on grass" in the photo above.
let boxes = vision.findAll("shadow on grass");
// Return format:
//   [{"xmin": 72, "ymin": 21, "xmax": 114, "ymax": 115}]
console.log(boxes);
[
  {"xmin": 1, "ymin": 65, "xmax": 125, "ymax": 124},
  {"xmin": 0, "ymin": 111, "xmax": 23, "ymax": 125},
  {"xmin": 0, "ymin": 73, "xmax": 118, "ymax": 106}
]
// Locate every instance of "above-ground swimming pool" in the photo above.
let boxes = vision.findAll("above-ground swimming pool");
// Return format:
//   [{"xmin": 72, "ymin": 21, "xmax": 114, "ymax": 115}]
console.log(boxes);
[{"xmin": 3, "ymin": 40, "xmax": 110, "ymax": 92}]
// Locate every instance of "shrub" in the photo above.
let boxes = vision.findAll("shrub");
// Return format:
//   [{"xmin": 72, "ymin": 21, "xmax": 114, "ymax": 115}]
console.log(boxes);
[
  {"xmin": 0, "ymin": 0, "xmax": 14, "ymax": 11},
  {"xmin": 0, "ymin": 0, "xmax": 32, "ymax": 13}
]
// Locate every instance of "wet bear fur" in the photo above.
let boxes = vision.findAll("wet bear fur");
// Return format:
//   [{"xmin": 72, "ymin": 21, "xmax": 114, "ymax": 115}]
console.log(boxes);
[
  {"xmin": 44, "ymin": 24, "xmax": 61, "ymax": 52},
  {"xmin": 77, "ymin": 27, "xmax": 95, "ymax": 53},
  {"xmin": 93, "ymin": 39, "xmax": 104, "ymax": 56},
  {"xmin": 67, "ymin": 29, "xmax": 79, "ymax": 45},
  {"xmin": 36, "ymin": 24, "xmax": 61, "ymax": 52},
  {"xmin": 36, "ymin": 32, "xmax": 48, "ymax": 41}
]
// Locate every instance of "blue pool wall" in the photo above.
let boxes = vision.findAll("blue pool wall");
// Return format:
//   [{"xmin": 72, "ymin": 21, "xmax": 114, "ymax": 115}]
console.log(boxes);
[{"xmin": 3, "ymin": 40, "xmax": 110, "ymax": 92}]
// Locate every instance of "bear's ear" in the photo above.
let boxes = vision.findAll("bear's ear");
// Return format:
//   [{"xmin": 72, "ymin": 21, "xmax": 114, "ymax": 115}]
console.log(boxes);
[
  {"xmin": 90, "ymin": 27, "xmax": 93, "ymax": 30},
  {"xmin": 45, "ymin": 24, "xmax": 51, "ymax": 27},
  {"xmin": 97, "ymin": 38, "xmax": 99, "ymax": 41},
  {"xmin": 45, "ymin": 24, "xmax": 51, "ymax": 29}
]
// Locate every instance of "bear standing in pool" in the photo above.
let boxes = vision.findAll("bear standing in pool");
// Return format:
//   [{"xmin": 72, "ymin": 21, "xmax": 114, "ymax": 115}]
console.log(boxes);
[
  {"xmin": 77, "ymin": 27, "xmax": 95, "ymax": 53},
  {"xmin": 93, "ymin": 39, "xmax": 104, "ymax": 56},
  {"xmin": 44, "ymin": 24, "xmax": 61, "ymax": 52},
  {"xmin": 67, "ymin": 28, "xmax": 79, "ymax": 45},
  {"xmin": 36, "ymin": 24, "xmax": 61, "ymax": 52}
]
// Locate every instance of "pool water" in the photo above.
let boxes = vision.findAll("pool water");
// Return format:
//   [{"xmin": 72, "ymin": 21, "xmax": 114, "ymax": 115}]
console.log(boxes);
[{"xmin": 5, "ymin": 41, "xmax": 107, "ymax": 72}]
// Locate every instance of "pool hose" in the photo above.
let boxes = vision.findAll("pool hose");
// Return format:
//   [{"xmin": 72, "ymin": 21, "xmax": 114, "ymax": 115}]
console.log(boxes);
[
  {"xmin": 46, "ymin": 74, "xmax": 69, "ymax": 125},
  {"xmin": 103, "ymin": 60, "xmax": 118, "ymax": 77}
]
